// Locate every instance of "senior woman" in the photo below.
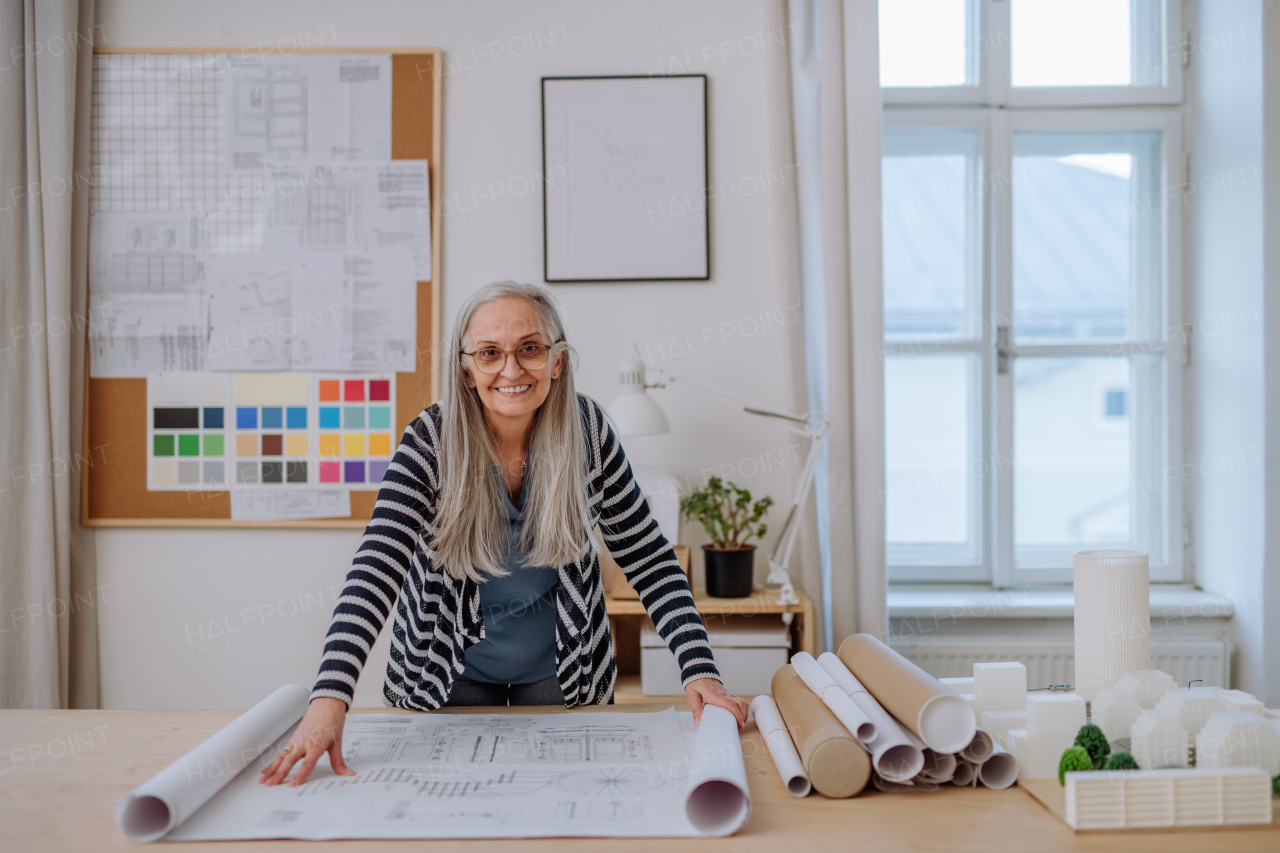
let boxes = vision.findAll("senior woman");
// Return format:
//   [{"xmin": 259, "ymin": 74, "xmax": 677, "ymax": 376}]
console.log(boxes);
[{"xmin": 261, "ymin": 281, "xmax": 748, "ymax": 787}]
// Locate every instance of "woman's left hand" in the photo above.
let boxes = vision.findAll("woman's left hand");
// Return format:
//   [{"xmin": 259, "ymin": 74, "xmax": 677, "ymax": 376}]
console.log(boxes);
[{"xmin": 685, "ymin": 677, "xmax": 749, "ymax": 728}]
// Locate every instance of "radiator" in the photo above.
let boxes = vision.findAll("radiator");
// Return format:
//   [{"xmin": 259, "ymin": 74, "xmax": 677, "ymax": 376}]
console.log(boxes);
[{"xmin": 889, "ymin": 635, "xmax": 1231, "ymax": 691}]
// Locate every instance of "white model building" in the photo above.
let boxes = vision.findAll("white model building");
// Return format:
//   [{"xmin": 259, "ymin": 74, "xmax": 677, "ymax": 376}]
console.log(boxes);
[
  {"xmin": 973, "ymin": 662, "xmax": 1027, "ymax": 713},
  {"xmin": 1114, "ymin": 669, "xmax": 1176, "ymax": 709},
  {"xmin": 1065, "ymin": 767, "xmax": 1273, "ymax": 830},
  {"xmin": 1157, "ymin": 686, "xmax": 1223, "ymax": 739},
  {"xmin": 980, "ymin": 709, "xmax": 1027, "ymax": 750},
  {"xmin": 1216, "ymin": 689, "xmax": 1265, "ymax": 716},
  {"xmin": 1007, "ymin": 692, "xmax": 1087, "ymax": 780},
  {"xmin": 1090, "ymin": 687, "xmax": 1142, "ymax": 743},
  {"xmin": 1131, "ymin": 708, "xmax": 1190, "ymax": 769},
  {"xmin": 1196, "ymin": 713, "xmax": 1280, "ymax": 776}
]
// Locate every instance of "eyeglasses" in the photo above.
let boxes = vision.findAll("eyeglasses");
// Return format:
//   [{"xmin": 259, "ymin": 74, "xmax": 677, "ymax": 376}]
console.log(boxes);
[{"xmin": 461, "ymin": 342, "xmax": 556, "ymax": 374}]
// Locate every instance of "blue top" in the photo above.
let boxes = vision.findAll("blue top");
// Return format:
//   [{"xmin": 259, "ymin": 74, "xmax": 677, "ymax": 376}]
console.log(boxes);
[{"xmin": 461, "ymin": 464, "xmax": 560, "ymax": 685}]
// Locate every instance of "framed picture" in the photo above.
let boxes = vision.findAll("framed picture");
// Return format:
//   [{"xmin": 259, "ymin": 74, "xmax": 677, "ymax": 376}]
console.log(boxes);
[{"xmin": 542, "ymin": 75, "xmax": 709, "ymax": 282}]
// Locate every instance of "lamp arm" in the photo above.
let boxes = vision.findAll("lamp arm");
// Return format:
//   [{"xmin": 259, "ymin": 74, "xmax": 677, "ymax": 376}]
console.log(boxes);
[
  {"xmin": 653, "ymin": 370, "xmax": 822, "ymax": 431},
  {"xmin": 766, "ymin": 422, "xmax": 827, "ymax": 584}
]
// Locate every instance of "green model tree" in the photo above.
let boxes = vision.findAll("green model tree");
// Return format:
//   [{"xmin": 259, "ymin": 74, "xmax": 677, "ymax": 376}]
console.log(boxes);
[
  {"xmin": 1102, "ymin": 751, "xmax": 1138, "ymax": 770},
  {"xmin": 1074, "ymin": 723, "xmax": 1111, "ymax": 769},
  {"xmin": 1058, "ymin": 746, "xmax": 1093, "ymax": 785}
]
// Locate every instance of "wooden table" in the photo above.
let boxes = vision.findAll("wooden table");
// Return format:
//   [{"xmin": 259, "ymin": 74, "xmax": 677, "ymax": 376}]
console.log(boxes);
[{"xmin": 3, "ymin": 704, "xmax": 1276, "ymax": 852}]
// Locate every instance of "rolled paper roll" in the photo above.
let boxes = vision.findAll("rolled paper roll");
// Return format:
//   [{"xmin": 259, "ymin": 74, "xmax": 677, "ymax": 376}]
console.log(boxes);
[
  {"xmin": 790, "ymin": 652, "xmax": 876, "ymax": 743},
  {"xmin": 748, "ymin": 695, "xmax": 811, "ymax": 798},
  {"xmin": 684, "ymin": 705, "xmax": 752, "ymax": 835},
  {"xmin": 951, "ymin": 757, "xmax": 976, "ymax": 786},
  {"xmin": 872, "ymin": 774, "xmax": 940, "ymax": 793},
  {"xmin": 961, "ymin": 729, "xmax": 995, "ymax": 765},
  {"xmin": 837, "ymin": 634, "xmax": 976, "ymax": 754},
  {"xmin": 914, "ymin": 749, "xmax": 957, "ymax": 784},
  {"xmin": 771, "ymin": 664, "xmax": 871, "ymax": 798},
  {"xmin": 976, "ymin": 742, "xmax": 1019, "ymax": 790},
  {"xmin": 815, "ymin": 652, "xmax": 924, "ymax": 783},
  {"xmin": 116, "ymin": 684, "xmax": 309, "ymax": 842}
]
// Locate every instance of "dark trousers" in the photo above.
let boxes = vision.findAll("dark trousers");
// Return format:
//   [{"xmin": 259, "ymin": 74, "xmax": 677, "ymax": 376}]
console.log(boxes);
[{"xmin": 444, "ymin": 674, "xmax": 565, "ymax": 706}]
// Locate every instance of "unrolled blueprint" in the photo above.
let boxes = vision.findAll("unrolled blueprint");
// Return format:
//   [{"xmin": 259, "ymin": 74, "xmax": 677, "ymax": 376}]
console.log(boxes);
[
  {"xmin": 224, "ymin": 55, "xmax": 392, "ymax": 170},
  {"xmin": 264, "ymin": 161, "xmax": 431, "ymax": 280},
  {"xmin": 163, "ymin": 709, "xmax": 733, "ymax": 840}
]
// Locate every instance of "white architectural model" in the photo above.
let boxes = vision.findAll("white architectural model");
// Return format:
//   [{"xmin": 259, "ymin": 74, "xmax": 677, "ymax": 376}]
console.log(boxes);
[
  {"xmin": 980, "ymin": 710, "xmax": 1026, "ymax": 750},
  {"xmin": 1007, "ymin": 693, "xmax": 1086, "ymax": 780},
  {"xmin": 1130, "ymin": 709, "xmax": 1189, "ymax": 770},
  {"xmin": 1090, "ymin": 687, "xmax": 1142, "ymax": 743},
  {"xmin": 1196, "ymin": 713, "xmax": 1280, "ymax": 776},
  {"xmin": 1114, "ymin": 670, "xmax": 1176, "ymax": 709},
  {"xmin": 1157, "ymin": 687, "xmax": 1223, "ymax": 739},
  {"xmin": 1064, "ymin": 767, "xmax": 1273, "ymax": 830},
  {"xmin": 1216, "ymin": 690, "xmax": 1265, "ymax": 716},
  {"xmin": 973, "ymin": 662, "xmax": 1027, "ymax": 713}
]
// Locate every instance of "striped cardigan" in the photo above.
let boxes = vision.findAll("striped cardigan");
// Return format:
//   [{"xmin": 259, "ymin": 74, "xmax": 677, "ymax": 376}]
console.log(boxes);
[{"xmin": 312, "ymin": 395, "xmax": 721, "ymax": 709}]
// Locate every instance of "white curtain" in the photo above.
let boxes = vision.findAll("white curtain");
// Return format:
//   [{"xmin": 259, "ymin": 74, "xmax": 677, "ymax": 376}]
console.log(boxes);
[
  {"xmin": 0, "ymin": 0, "xmax": 99, "ymax": 708},
  {"xmin": 786, "ymin": 0, "xmax": 886, "ymax": 647}
]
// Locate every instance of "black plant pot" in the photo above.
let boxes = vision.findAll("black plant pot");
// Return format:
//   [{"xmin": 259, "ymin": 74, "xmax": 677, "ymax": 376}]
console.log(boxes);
[{"xmin": 703, "ymin": 545, "xmax": 755, "ymax": 598}]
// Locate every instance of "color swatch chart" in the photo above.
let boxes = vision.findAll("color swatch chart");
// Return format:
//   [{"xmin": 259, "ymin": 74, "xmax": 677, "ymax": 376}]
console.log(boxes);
[{"xmin": 146, "ymin": 372, "xmax": 396, "ymax": 491}]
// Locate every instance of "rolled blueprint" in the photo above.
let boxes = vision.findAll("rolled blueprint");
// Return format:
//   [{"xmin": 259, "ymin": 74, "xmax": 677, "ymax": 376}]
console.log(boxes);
[
  {"xmin": 116, "ymin": 684, "xmax": 309, "ymax": 842},
  {"xmin": 976, "ymin": 742, "xmax": 1019, "ymax": 790},
  {"xmin": 684, "ymin": 705, "xmax": 753, "ymax": 835},
  {"xmin": 790, "ymin": 652, "xmax": 876, "ymax": 743},
  {"xmin": 748, "ymin": 695, "xmax": 811, "ymax": 797},
  {"xmin": 837, "ymin": 634, "xmax": 976, "ymax": 754},
  {"xmin": 960, "ymin": 729, "xmax": 994, "ymax": 764},
  {"xmin": 1073, "ymin": 549, "xmax": 1151, "ymax": 701},
  {"xmin": 951, "ymin": 757, "xmax": 976, "ymax": 786},
  {"xmin": 915, "ymin": 749, "xmax": 957, "ymax": 784},
  {"xmin": 872, "ymin": 775, "xmax": 939, "ymax": 793},
  {"xmin": 816, "ymin": 652, "xmax": 924, "ymax": 782},
  {"xmin": 771, "ymin": 665, "xmax": 871, "ymax": 798}
]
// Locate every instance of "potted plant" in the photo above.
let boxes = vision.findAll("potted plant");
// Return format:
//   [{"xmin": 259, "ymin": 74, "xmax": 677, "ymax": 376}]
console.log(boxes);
[{"xmin": 680, "ymin": 477, "xmax": 773, "ymax": 598}]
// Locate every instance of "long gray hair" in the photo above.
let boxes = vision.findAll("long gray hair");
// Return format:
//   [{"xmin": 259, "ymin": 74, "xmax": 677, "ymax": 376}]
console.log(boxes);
[{"xmin": 432, "ymin": 281, "xmax": 595, "ymax": 580}]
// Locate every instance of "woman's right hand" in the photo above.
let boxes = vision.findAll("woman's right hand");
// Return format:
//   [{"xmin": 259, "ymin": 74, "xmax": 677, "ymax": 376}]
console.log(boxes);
[{"xmin": 258, "ymin": 697, "xmax": 357, "ymax": 787}]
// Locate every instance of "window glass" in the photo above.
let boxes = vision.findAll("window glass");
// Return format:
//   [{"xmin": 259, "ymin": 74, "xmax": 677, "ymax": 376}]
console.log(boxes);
[
  {"xmin": 879, "ymin": 0, "xmax": 971, "ymax": 88},
  {"xmin": 1011, "ymin": 0, "xmax": 1164, "ymax": 88},
  {"xmin": 882, "ymin": 129, "xmax": 982, "ymax": 340},
  {"xmin": 1012, "ymin": 130, "xmax": 1161, "ymax": 343},
  {"xmin": 885, "ymin": 353, "xmax": 980, "ymax": 564}
]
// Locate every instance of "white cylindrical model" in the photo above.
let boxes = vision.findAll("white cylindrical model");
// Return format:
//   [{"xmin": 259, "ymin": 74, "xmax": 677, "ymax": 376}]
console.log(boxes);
[{"xmin": 1072, "ymin": 549, "xmax": 1150, "ymax": 701}]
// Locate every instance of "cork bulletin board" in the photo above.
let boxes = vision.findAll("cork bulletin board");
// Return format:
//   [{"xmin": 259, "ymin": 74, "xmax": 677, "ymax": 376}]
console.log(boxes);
[{"xmin": 82, "ymin": 48, "xmax": 442, "ymax": 528}]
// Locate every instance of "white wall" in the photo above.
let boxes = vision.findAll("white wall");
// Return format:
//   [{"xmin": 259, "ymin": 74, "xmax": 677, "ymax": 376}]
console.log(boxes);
[
  {"xmin": 95, "ymin": 0, "xmax": 811, "ymax": 708},
  {"xmin": 1189, "ymin": 0, "xmax": 1279, "ymax": 703}
]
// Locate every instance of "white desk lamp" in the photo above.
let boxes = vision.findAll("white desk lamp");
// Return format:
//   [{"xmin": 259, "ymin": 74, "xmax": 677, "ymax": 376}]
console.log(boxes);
[{"xmin": 605, "ymin": 351, "xmax": 828, "ymax": 610}]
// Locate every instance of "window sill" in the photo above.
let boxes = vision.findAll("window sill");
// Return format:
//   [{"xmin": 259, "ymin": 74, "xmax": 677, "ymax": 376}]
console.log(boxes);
[{"xmin": 886, "ymin": 588, "xmax": 1235, "ymax": 620}]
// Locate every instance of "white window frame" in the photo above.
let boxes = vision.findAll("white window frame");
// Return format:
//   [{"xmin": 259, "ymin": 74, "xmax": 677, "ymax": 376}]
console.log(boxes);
[
  {"xmin": 883, "ymin": 106, "xmax": 1187, "ymax": 586},
  {"xmin": 882, "ymin": 0, "xmax": 1184, "ymax": 109},
  {"xmin": 991, "ymin": 108, "xmax": 1186, "ymax": 585}
]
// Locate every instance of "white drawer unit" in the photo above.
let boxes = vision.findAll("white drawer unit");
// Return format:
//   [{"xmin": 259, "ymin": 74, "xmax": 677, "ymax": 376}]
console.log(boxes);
[{"xmin": 640, "ymin": 615, "xmax": 791, "ymax": 696}]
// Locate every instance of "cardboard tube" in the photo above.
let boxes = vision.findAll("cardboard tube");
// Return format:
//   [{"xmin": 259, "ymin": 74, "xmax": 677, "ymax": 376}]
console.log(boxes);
[
  {"xmin": 771, "ymin": 665, "xmax": 871, "ymax": 798},
  {"xmin": 951, "ymin": 757, "xmax": 976, "ymax": 786},
  {"xmin": 815, "ymin": 652, "xmax": 924, "ymax": 782},
  {"xmin": 837, "ymin": 634, "xmax": 976, "ymax": 754}
]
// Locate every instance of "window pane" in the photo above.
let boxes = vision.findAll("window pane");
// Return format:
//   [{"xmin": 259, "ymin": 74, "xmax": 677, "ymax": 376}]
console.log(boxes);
[
  {"xmin": 882, "ymin": 129, "xmax": 981, "ymax": 340},
  {"xmin": 1011, "ymin": 0, "xmax": 1163, "ymax": 88},
  {"xmin": 1013, "ymin": 355, "xmax": 1164, "ymax": 567},
  {"xmin": 886, "ymin": 353, "xmax": 979, "ymax": 564},
  {"xmin": 879, "ymin": 0, "xmax": 970, "ymax": 88},
  {"xmin": 1012, "ymin": 130, "xmax": 1161, "ymax": 343}
]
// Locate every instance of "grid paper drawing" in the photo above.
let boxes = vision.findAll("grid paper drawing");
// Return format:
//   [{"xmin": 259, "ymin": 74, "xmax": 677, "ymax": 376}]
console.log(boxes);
[{"xmin": 92, "ymin": 53, "xmax": 264, "ymax": 253}]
